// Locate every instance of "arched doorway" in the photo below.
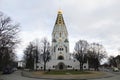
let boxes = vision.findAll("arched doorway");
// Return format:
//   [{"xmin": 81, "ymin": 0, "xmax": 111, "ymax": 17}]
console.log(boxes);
[
  {"xmin": 58, "ymin": 62, "xmax": 65, "ymax": 70},
  {"xmin": 59, "ymin": 64, "xmax": 63, "ymax": 69}
]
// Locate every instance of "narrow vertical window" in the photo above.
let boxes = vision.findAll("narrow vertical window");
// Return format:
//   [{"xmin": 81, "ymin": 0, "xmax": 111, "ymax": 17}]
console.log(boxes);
[
  {"xmin": 60, "ymin": 33, "xmax": 61, "ymax": 37},
  {"xmin": 54, "ymin": 33, "xmax": 55, "ymax": 37},
  {"xmin": 54, "ymin": 46, "xmax": 56, "ymax": 52},
  {"xmin": 66, "ymin": 47, "xmax": 67, "ymax": 53}
]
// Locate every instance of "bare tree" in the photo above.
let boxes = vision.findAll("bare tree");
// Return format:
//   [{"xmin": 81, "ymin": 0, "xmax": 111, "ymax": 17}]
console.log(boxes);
[
  {"xmin": 40, "ymin": 38, "xmax": 51, "ymax": 71},
  {"xmin": 108, "ymin": 56, "xmax": 117, "ymax": 67},
  {"xmin": 108, "ymin": 55, "xmax": 120, "ymax": 68},
  {"xmin": 23, "ymin": 39, "xmax": 41, "ymax": 70},
  {"xmin": 87, "ymin": 50, "xmax": 96, "ymax": 69},
  {"xmin": 89, "ymin": 43, "xmax": 107, "ymax": 70},
  {"xmin": 0, "ymin": 12, "xmax": 20, "ymax": 70},
  {"xmin": 23, "ymin": 42, "xmax": 35, "ymax": 70},
  {"xmin": 74, "ymin": 40, "xmax": 89, "ymax": 70},
  {"xmin": 32, "ymin": 39, "xmax": 40, "ymax": 70}
]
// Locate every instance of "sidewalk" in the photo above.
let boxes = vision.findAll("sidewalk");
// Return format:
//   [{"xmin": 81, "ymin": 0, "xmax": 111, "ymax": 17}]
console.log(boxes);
[{"xmin": 21, "ymin": 71, "xmax": 115, "ymax": 80}]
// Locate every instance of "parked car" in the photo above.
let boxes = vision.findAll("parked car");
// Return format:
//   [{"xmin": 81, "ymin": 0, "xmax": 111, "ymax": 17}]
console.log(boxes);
[
  {"xmin": 2, "ymin": 67, "xmax": 14, "ymax": 74},
  {"xmin": 113, "ymin": 67, "xmax": 119, "ymax": 72},
  {"xmin": 13, "ymin": 68, "xmax": 17, "ymax": 71}
]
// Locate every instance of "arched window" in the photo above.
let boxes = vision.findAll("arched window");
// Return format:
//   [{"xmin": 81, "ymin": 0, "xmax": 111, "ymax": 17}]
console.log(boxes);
[
  {"xmin": 58, "ymin": 56, "xmax": 64, "ymax": 60},
  {"xmin": 58, "ymin": 48, "xmax": 64, "ymax": 51}
]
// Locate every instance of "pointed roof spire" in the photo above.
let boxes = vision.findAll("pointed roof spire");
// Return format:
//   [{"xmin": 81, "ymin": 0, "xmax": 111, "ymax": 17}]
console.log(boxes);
[
  {"xmin": 58, "ymin": 10, "xmax": 63, "ymax": 14},
  {"xmin": 52, "ymin": 10, "xmax": 68, "ymax": 35},
  {"xmin": 55, "ymin": 10, "xmax": 65, "ymax": 25}
]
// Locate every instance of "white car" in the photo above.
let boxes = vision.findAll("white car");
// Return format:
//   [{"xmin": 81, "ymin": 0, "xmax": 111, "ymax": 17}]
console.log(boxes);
[{"xmin": 113, "ymin": 67, "xmax": 119, "ymax": 72}]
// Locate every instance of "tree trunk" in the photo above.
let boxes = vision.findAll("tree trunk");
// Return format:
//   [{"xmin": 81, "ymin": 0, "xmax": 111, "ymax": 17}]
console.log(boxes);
[
  {"xmin": 44, "ymin": 62, "xmax": 46, "ymax": 71},
  {"xmin": 79, "ymin": 62, "xmax": 83, "ymax": 71},
  {"xmin": 81, "ymin": 63, "xmax": 83, "ymax": 71},
  {"xmin": 79, "ymin": 62, "xmax": 81, "ymax": 70}
]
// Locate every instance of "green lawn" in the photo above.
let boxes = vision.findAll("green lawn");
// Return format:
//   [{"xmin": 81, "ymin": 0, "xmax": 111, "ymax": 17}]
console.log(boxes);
[{"xmin": 44, "ymin": 70, "xmax": 91, "ymax": 75}]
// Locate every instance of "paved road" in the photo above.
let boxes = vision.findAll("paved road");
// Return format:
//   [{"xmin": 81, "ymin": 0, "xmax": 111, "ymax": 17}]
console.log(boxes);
[
  {"xmin": 90, "ymin": 72, "xmax": 120, "ymax": 80},
  {"xmin": 90, "ymin": 75, "xmax": 120, "ymax": 80},
  {"xmin": 0, "ymin": 70, "xmax": 120, "ymax": 80},
  {"xmin": 0, "ymin": 70, "xmax": 45, "ymax": 80}
]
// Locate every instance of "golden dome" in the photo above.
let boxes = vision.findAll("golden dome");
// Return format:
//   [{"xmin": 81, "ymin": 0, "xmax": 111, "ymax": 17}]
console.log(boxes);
[{"xmin": 58, "ymin": 10, "xmax": 63, "ymax": 14}]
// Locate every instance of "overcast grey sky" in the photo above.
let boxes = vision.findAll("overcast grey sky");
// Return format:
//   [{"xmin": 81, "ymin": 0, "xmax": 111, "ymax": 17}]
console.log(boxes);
[{"xmin": 0, "ymin": 0, "xmax": 120, "ymax": 60}]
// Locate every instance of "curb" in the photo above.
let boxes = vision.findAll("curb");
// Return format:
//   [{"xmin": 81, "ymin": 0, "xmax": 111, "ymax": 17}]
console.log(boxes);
[
  {"xmin": 21, "ymin": 71, "xmax": 86, "ymax": 80},
  {"xmin": 21, "ymin": 71, "xmax": 114, "ymax": 80}
]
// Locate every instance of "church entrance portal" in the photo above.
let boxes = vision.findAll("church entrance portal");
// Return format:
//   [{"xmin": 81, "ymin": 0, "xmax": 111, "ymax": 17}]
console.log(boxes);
[
  {"xmin": 59, "ymin": 64, "xmax": 64, "ymax": 69},
  {"xmin": 57, "ymin": 62, "xmax": 65, "ymax": 70}
]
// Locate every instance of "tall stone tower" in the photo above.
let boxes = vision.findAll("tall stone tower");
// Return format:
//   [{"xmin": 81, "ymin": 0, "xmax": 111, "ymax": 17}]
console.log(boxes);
[
  {"xmin": 51, "ymin": 10, "xmax": 69, "ymax": 60},
  {"xmin": 36, "ymin": 10, "xmax": 89, "ymax": 70}
]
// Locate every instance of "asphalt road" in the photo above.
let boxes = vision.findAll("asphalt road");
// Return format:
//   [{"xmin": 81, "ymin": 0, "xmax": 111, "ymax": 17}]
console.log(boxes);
[
  {"xmin": 0, "ymin": 70, "xmax": 45, "ymax": 80},
  {"xmin": 90, "ymin": 74, "xmax": 120, "ymax": 80},
  {"xmin": 0, "ymin": 70, "xmax": 120, "ymax": 80},
  {"xmin": 90, "ymin": 71, "xmax": 120, "ymax": 80}
]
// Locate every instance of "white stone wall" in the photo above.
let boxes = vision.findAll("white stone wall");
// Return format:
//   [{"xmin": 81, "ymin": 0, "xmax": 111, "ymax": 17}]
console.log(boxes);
[
  {"xmin": 36, "ymin": 59, "xmax": 89, "ymax": 70},
  {"xmin": 35, "ymin": 11, "xmax": 89, "ymax": 70}
]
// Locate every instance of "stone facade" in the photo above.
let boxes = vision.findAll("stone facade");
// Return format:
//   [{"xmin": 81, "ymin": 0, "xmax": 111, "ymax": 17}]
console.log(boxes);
[{"xmin": 35, "ymin": 10, "xmax": 89, "ymax": 70}]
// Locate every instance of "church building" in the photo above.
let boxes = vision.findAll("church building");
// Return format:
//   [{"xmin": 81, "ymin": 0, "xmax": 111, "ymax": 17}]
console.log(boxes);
[{"xmin": 36, "ymin": 10, "xmax": 89, "ymax": 70}]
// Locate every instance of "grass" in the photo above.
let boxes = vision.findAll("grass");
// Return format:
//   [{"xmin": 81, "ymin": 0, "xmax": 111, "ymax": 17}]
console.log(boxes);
[
  {"xmin": 31, "ymin": 71, "xmax": 106, "ymax": 79},
  {"xmin": 44, "ymin": 70, "xmax": 91, "ymax": 75}
]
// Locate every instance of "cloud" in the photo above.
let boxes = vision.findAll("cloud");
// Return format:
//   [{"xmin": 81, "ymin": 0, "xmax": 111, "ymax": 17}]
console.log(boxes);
[{"xmin": 1, "ymin": 0, "xmax": 120, "ymax": 60}]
